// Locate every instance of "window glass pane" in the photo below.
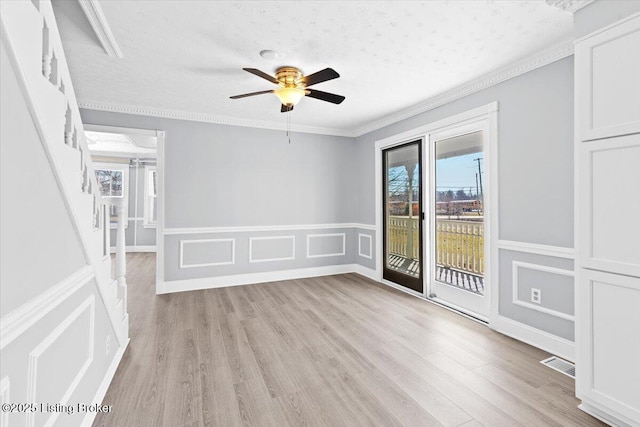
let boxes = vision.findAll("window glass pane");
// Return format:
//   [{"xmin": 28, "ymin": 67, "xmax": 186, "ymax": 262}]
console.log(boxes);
[
  {"xmin": 94, "ymin": 169, "xmax": 123, "ymax": 197},
  {"xmin": 95, "ymin": 169, "xmax": 112, "ymax": 197},
  {"xmin": 434, "ymin": 131, "xmax": 485, "ymax": 295},
  {"xmin": 110, "ymin": 170, "xmax": 123, "ymax": 197},
  {"xmin": 384, "ymin": 143, "xmax": 420, "ymax": 279}
]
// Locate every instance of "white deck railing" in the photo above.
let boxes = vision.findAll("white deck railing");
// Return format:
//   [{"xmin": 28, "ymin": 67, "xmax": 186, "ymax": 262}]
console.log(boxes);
[{"xmin": 388, "ymin": 216, "xmax": 484, "ymax": 276}]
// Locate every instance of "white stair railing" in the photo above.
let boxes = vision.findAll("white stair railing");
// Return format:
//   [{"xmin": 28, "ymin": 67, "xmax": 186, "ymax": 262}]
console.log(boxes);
[{"xmin": 0, "ymin": 0, "xmax": 128, "ymax": 345}]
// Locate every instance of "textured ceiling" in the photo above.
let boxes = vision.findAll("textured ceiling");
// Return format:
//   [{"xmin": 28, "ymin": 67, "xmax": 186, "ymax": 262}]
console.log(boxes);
[{"xmin": 53, "ymin": 0, "xmax": 574, "ymax": 135}]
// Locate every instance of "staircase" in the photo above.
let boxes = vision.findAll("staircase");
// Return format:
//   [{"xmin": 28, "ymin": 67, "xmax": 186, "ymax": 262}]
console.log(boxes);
[{"xmin": 1, "ymin": 0, "xmax": 128, "ymax": 347}]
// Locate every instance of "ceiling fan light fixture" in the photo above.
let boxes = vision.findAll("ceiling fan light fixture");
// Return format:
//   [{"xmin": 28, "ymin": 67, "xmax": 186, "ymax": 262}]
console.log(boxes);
[{"xmin": 275, "ymin": 87, "xmax": 305, "ymax": 106}]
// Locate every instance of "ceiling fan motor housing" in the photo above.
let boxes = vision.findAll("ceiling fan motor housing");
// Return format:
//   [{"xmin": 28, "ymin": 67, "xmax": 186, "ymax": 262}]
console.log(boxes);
[{"xmin": 276, "ymin": 67, "xmax": 303, "ymax": 88}]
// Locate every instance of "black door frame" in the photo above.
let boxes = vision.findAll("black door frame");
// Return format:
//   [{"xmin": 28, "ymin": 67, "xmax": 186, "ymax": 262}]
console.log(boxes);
[{"xmin": 382, "ymin": 140, "xmax": 423, "ymax": 293}]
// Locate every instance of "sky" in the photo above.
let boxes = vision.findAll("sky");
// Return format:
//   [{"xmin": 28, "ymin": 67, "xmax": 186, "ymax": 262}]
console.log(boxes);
[
  {"xmin": 388, "ymin": 150, "xmax": 483, "ymax": 198},
  {"xmin": 436, "ymin": 152, "xmax": 483, "ymax": 197}
]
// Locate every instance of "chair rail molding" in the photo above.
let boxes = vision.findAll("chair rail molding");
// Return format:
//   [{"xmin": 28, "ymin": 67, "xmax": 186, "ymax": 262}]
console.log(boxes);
[
  {"xmin": 163, "ymin": 222, "xmax": 375, "ymax": 234},
  {"xmin": 498, "ymin": 239, "xmax": 575, "ymax": 259},
  {"xmin": 0, "ymin": 266, "xmax": 94, "ymax": 349}
]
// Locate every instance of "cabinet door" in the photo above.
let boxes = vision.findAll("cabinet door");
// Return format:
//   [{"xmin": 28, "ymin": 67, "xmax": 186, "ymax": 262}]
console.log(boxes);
[
  {"xmin": 576, "ymin": 268, "xmax": 640, "ymax": 424},
  {"xmin": 577, "ymin": 134, "xmax": 640, "ymax": 278},
  {"xmin": 576, "ymin": 14, "xmax": 640, "ymax": 141}
]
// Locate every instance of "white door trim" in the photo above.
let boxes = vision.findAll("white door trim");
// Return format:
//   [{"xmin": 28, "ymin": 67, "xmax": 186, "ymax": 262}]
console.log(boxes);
[{"xmin": 374, "ymin": 102, "xmax": 499, "ymax": 321}]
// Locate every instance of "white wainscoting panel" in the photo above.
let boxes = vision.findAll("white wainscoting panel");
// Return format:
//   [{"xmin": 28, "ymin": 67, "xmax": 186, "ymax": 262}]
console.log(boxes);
[
  {"xmin": 26, "ymin": 296, "xmax": 95, "ymax": 427},
  {"xmin": 582, "ymin": 270, "xmax": 640, "ymax": 421},
  {"xmin": 0, "ymin": 266, "xmax": 94, "ymax": 349},
  {"xmin": 511, "ymin": 261, "xmax": 575, "ymax": 321},
  {"xmin": 179, "ymin": 238, "xmax": 235, "ymax": 268},
  {"xmin": 358, "ymin": 233, "xmax": 373, "ymax": 259},
  {"xmin": 576, "ymin": 14, "xmax": 640, "ymax": 141},
  {"xmin": 580, "ymin": 136, "xmax": 640, "ymax": 278},
  {"xmin": 306, "ymin": 233, "xmax": 346, "ymax": 259},
  {"xmin": 249, "ymin": 236, "xmax": 295, "ymax": 263}
]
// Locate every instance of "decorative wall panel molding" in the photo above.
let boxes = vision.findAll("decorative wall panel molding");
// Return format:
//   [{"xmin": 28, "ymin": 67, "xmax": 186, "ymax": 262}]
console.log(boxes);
[
  {"xmin": 511, "ymin": 261, "xmax": 575, "ymax": 321},
  {"xmin": 307, "ymin": 233, "xmax": 346, "ymax": 258},
  {"xmin": 358, "ymin": 233, "xmax": 373, "ymax": 259},
  {"xmin": 248, "ymin": 236, "xmax": 295, "ymax": 263},
  {"xmin": 0, "ymin": 266, "xmax": 94, "ymax": 349},
  {"xmin": 179, "ymin": 238, "xmax": 235, "ymax": 268},
  {"xmin": 26, "ymin": 296, "xmax": 95, "ymax": 427}
]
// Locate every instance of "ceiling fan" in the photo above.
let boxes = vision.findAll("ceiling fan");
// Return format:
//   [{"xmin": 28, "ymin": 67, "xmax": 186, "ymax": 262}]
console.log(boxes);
[{"xmin": 230, "ymin": 67, "xmax": 345, "ymax": 112}]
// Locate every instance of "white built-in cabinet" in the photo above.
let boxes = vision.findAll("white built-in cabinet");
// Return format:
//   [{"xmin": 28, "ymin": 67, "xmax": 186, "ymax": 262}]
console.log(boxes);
[{"xmin": 574, "ymin": 13, "xmax": 640, "ymax": 427}]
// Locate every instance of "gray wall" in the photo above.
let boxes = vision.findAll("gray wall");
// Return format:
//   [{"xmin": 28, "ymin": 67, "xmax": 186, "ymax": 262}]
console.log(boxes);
[
  {"xmin": 80, "ymin": 109, "xmax": 360, "ymax": 281},
  {"xmin": 354, "ymin": 57, "xmax": 576, "ymax": 340}
]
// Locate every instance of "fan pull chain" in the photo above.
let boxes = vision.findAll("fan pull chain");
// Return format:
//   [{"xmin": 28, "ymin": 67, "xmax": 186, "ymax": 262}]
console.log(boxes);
[{"xmin": 287, "ymin": 110, "xmax": 291, "ymax": 144}]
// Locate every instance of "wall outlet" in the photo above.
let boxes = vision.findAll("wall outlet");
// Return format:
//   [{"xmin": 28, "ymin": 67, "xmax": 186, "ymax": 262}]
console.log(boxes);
[{"xmin": 531, "ymin": 288, "xmax": 542, "ymax": 304}]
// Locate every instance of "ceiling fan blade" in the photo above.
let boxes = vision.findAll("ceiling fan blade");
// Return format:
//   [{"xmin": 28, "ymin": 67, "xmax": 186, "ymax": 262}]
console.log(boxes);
[
  {"xmin": 300, "ymin": 68, "xmax": 340, "ymax": 87},
  {"xmin": 243, "ymin": 68, "xmax": 279, "ymax": 84},
  {"xmin": 305, "ymin": 89, "xmax": 345, "ymax": 104},
  {"xmin": 281, "ymin": 104, "xmax": 294, "ymax": 113},
  {"xmin": 230, "ymin": 89, "xmax": 274, "ymax": 99}
]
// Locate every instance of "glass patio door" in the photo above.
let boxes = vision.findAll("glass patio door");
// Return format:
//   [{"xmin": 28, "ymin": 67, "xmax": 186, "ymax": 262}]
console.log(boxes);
[
  {"xmin": 429, "ymin": 130, "xmax": 488, "ymax": 318},
  {"xmin": 383, "ymin": 140, "xmax": 423, "ymax": 293}
]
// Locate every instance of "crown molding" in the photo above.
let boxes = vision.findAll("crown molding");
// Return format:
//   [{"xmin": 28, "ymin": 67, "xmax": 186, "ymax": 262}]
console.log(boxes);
[
  {"xmin": 77, "ymin": 101, "xmax": 355, "ymax": 137},
  {"xmin": 351, "ymin": 40, "xmax": 574, "ymax": 137},
  {"xmin": 77, "ymin": 0, "xmax": 123, "ymax": 58},
  {"xmin": 79, "ymin": 41, "xmax": 574, "ymax": 139},
  {"xmin": 545, "ymin": 0, "xmax": 596, "ymax": 14}
]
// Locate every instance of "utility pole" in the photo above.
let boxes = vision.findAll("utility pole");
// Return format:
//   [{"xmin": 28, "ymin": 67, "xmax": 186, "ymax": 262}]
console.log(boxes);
[
  {"xmin": 474, "ymin": 157, "xmax": 483, "ymax": 198},
  {"xmin": 475, "ymin": 173, "xmax": 479, "ymax": 200}
]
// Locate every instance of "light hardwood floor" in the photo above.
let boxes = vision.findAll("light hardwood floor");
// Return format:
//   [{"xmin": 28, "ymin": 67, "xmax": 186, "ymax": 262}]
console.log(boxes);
[{"xmin": 93, "ymin": 253, "xmax": 603, "ymax": 427}]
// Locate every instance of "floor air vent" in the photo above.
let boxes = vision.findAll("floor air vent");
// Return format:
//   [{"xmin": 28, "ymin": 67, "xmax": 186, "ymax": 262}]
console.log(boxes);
[{"xmin": 540, "ymin": 356, "xmax": 575, "ymax": 378}]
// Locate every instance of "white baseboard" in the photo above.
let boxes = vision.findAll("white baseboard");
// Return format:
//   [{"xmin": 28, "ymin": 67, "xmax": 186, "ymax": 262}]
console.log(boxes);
[
  {"xmin": 578, "ymin": 401, "xmax": 637, "ymax": 427},
  {"xmin": 160, "ymin": 263, "xmax": 376, "ymax": 294},
  {"xmin": 109, "ymin": 245, "xmax": 156, "ymax": 253},
  {"xmin": 490, "ymin": 314, "xmax": 575, "ymax": 362},
  {"xmin": 81, "ymin": 339, "xmax": 129, "ymax": 427},
  {"xmin": 352, "ymin": 264, "xmax": 378, "ymax": 281}
]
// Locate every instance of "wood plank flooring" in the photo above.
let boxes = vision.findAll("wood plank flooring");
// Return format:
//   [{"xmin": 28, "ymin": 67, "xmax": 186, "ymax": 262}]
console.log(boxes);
[{"xmin": 93, "ymin": 253, "xmax": 603, "ymax": 427}]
